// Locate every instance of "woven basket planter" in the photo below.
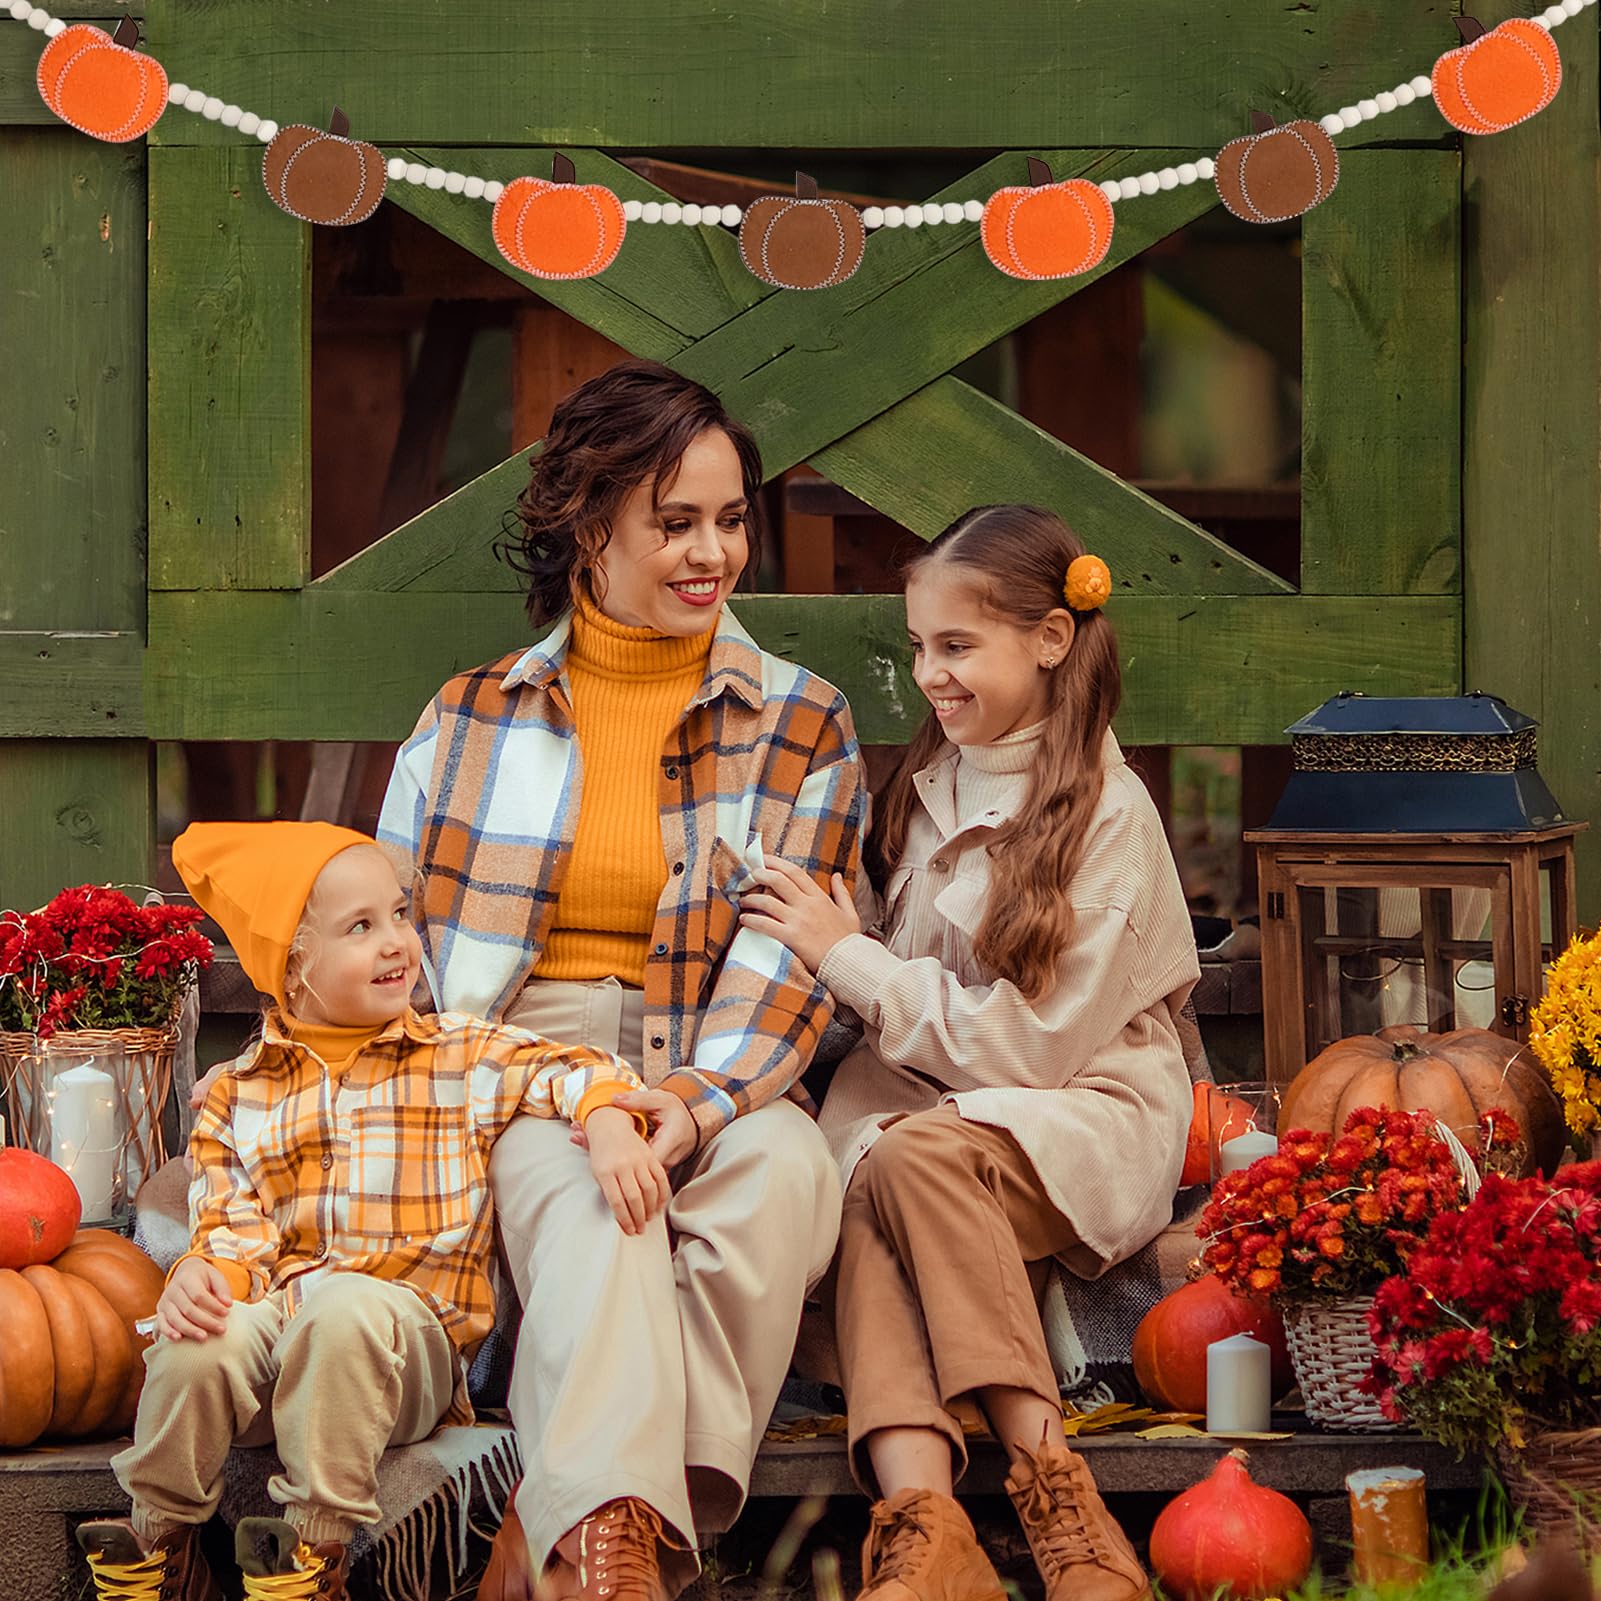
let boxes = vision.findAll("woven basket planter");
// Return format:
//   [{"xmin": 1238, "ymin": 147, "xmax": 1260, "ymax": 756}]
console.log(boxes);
[
  {"xmin": 1282, "ymin": 1295, "xmax": 1397, "ymax": 1432},
  {"xmin": 1496, "ymin": 1427, "xmax": 1601, "ymax": 1548}
]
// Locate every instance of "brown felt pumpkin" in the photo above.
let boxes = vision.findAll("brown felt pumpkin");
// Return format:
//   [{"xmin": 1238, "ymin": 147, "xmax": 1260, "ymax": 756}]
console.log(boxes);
[
  {"xmin": 492, "ymin": 154, "xmax": 626, "ymax": 281},
  {"xmin": 0, "ymin": 1227, "xmax": 163, "ymax": 1447},
  {"xmin": 36, "ymin": 17, "xmax": 168, "ymax": 144},
  {"xmin": 981, "ymin": 158, "xmax": 1114, "ymax": 281},
  {"xmin": 1132, "ymin": 1273, "xmax": 1292, "ymax": 1414},
  {"xmin": 739, "ymin": 172, "xmax": 866, "ymax": 290},
  {"xmin": 1279, "ymin": 1026, "xmax": 1566, "ymax": 1177},
  {"xmin": 263, "ymin": 107, "xmax": 386, "ymax": 227},
  {"xmin": 1215, "ymin": 113, "xmax": 1339, "ymax": 224},
  {"xmin": 0, "ymin": 1149, "xmax": 81, "ymax": 1270},
  {"xmin": 1432, "ymin": 17, "xmax": 1562, "ymax": 137}
]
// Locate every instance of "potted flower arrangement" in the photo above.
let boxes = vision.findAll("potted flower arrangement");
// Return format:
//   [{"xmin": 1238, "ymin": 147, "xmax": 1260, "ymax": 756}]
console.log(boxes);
[
  {"xmin": 1529, "ymin": 927, "xmax": 1601, "ymax": 1158},
  {"xmin": 1367, "ymin": 1157, "xmax": 1601, "ymax": 1544},
  {"xmin": 0, "ymin": 885, "xmax": 212, "ymax": 1198},
  {"xmin": 1199, "ymin": 1105, "xmax": 1495, "ymax": 1429}
]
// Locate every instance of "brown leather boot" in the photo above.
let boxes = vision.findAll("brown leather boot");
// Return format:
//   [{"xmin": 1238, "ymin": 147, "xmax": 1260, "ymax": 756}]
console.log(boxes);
[
  {"xmin": 476, "ymin": 1485, "xmax": 537, "ymax": 1601},
  {"xmin": 553, "ymin": 1498, "xmax": 669, "ymax": 1601},
  {"xmin": 1005, "ymin": 1434, "xmax": 1152, "ymax": 1601},
  {"xmin": 76, "ymin": 1520, "xmax": 223, "ymax": 1601},
  {"xmin": 857, "ymin": 1489, "xmax": 1006, "ymax": 1601},
  {"xmin": 236, "ymin": 1516, "xmax": 349, "ymax": 1601}
]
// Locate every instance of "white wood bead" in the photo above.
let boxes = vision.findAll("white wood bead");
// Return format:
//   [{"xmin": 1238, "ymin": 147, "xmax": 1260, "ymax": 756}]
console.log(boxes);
[
  {"xmin": 681, "ymin": 203, "xmax": 702, "ymax": 225},
  {"xmin": 883, "ymin": 206, "xmax": 904, "ymax": 227},
  {"xmin": 464, "ymin": 175, "xmax": 486, "ymax": 200},
  {"xmin": 1138, "ymin": 171, "xmax": 1160, "ymax": 195},
  {"xmin": 183, "ymin": 88, "xmax": 207, "ymax": 113},
  {"xmin": 862, "ymin": 206, "xmax": 885, "ymax": 229},
  {"xmin": 1319, "ymin": 113, "xmax": 1343, "ymax": 135},
  {"xmin": 661, "ymin": 201, "xmax": 682, "ymax": 224},
  {"xmin": 1541, "ymin": 4, "xmax": 1566, "ymax": 23},
  {"xmin": 1196, "ymin": 156, "xmax": 1215, "ymax": 180},
  {"xmin": 387, "ymin": 157, "xmax": 408, "ymax": 181},
  {"xmin": 220, "ymin": 104, "xmax": 243, "ymax": 128},
  {"xmin": 641, "ymin": 201, "xmax": 662, "ymax": 222},
  {"xmin": 256, "ymin": 119, "xmax": 277, "ymax": 141},
  {"xmin": 1117, "ymin": 176, "xmax": 1141, "ymax": 201},
  {"xmin": 1158, "ymin": 167, "xmax": 1179, "ymax": 190},
  {"xmin": 404, "ymin": 162, "xmax": 426, "ymax": 185},
  {"xmin": 27, "ymin": 9, "xmax": 50, "ymax": 31},
  {"xmin": 1376, "ymin": 91, "xmax": 1398, "ymax": 114},
  {"xmin": 942, "ymin": 202, "xmax": 964, "ymax": 223},
  {"xmin": 1100, "ymin": 180, "xmax": 1121, "ymax": 201},
  {"xmin": 8, "ymin": 2, "xmax": 32, "ymax": 21},
  {"xmin": 962, "ymin": 199, "xmax": 983, "ymax": 222},
  {"xmin": 424, "ymin": 166, "xmax": 447, "ymax": 189},
  {"xmin": 483, "ymin": 180, "xmax": 504, "ymax": 202},
  {"xmin": 1410, "ymin": 76, "xmax": 1432, "ymax": 96},
  {"xmin": 920, "ymin": 204, "xmax": 940, "ymax": 224},
  {"xmin": 1358, "ymin": 98, "xmax": 1379, "ymax": 120},
  {"xmin": 720, "ymin": 204, "xmax": 742, "ymax": 226},
  {"xmin": 1394, "ymin": 83, "xmax": 1417, "ymax": 107},
  {"xmin": 444, "ymin": 171, "xmax": 466, "ymax": 195},
  {"xmin": 43, "ymin": 15, "xmax": 62, "ymax": 34},
  {"xmin": 904, "ymin": 204, "xmax": 924, "ymax": 226},
  {"xmin": 201, "ymin": 96, "xmax": 224, "ymax": 120},
  {"xmin": 1338, "ymin": 106, "xmax": 1362, "ymax": 130},
  {"xmin": 238, "ymin": 112, "xmax": 260, "ymax": 136},
  {"xmin": 622, "ymin": 198, "xmax": 644, "ymax": 221},
  {"xmin": 1177, "ymin": 162, "xmax": 1199, "ymax": 185}
]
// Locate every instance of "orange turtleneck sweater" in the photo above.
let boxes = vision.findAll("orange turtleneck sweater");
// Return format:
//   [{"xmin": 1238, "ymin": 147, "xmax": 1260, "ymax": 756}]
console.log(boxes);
[{"xmin": 534, "ymin": 592, "xmax": 714, "ymax": 986}]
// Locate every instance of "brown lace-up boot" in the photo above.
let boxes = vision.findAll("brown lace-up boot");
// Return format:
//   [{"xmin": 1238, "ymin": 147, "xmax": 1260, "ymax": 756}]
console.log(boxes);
[
  {"xmin": 235, "ymin": 1516, "xmax": 349, "ymax": 1601},
  {"xmin": 76, "ymin": 1520, "xmax": 223, "ymax": 1601},
  {"xmin": 856, "ymin": 1488, "xmax": 1006, "ymax": 1601},
  {"xmin": 1005, "ymin": 1432, "xmax": 1152, "ymax": 1601},
  {"xmin": 476, "ymin": 1487, "xmax": 536, "ymax": 1601},
  {"xmin": 552, "ymin": 1497, "xmax": 669, "ymax": 1601}
]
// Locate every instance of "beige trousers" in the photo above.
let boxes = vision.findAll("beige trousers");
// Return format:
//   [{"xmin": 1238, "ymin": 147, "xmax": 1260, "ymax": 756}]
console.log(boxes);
[
  {"xmin": 112, "ymin": 1273, "xmax": 457, "ymax": 1544},
  {"xmin": 495, "ymin": 978, "xmax": 842, "ymax": 1596}
]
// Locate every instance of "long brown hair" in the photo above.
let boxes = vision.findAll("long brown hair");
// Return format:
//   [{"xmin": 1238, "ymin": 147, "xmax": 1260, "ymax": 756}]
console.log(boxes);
[
  {"xmin": 497, "ymin": 359, "xmax": 765, "ymax": 624},
  {"xmin": 867, "ymin": 505, "xmax": 1122, "ymax": 1000}
]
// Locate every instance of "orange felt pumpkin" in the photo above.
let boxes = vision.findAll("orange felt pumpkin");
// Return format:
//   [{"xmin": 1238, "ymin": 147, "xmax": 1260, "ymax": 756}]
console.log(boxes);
[
  {"xmin": 1132, "ymin": 1274, "xmax": 1293, "ymax": 1414},
  {"xmin": 36, "ymin": 16, "xmax": 168, "ymax": 144},
  {"xmin": 981, "ymin": 158, "xmax": 1115, "ymax": 281},
  {"xmin": 1215, "ymin": 113, "xmax": 1339, "ymax": 224},
  {"xmin": 0, "ymin": 1228, "xmax": 162, "ymax": 1447},
  {"xmin": 1432, "ymin": 16, "xmax": 1562, "ymax": 137},
  {"xmin": 739, "ymin": 172, "xmax": 866, "ymax": 290},
  {"xmin": 1181, "ymin": 1083, "xmax": 1257, "ymax": 1188},
  {"xmin": 263, "ymin": 107, "xmax": 387, "ymax": 227},
  {"xmin": 492, "ymin": 153, "xmax": 626, "ymax": 281}
]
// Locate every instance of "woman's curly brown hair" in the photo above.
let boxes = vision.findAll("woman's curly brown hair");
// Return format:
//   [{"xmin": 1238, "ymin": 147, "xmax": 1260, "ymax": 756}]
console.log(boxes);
[{"xmin": 497, "ymin": 359, "xmax": 765, "ymax": 624}]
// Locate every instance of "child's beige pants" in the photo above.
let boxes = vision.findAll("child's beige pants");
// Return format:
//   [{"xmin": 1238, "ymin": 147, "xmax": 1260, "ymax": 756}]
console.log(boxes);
[
  {"xmin": 495, "ymin": 976, "xmax": 843, "ymax": 1597},
  {"xmin": 112, "ymin": 1272, "xmax": 458, "ymax": 1545}
]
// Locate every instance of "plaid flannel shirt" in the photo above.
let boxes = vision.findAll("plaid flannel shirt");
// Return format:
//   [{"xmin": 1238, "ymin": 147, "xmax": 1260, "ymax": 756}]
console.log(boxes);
[
  {"xmin": 377, "ymin": 606, "xmax": 864, "ymax": 1145},
  {"xmin": 186, "ymin": 1007, "xmax": 643, "ymax": 1423}
]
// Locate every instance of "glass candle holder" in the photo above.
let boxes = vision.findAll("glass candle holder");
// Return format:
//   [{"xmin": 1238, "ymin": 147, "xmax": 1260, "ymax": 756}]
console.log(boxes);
[
  {"xmin": 36, "ymin": 1038, "xmax": 129, "ymax": 1226},
  {"xmin": 1210, "ymin": 1082, "xmax": 1281, "ymax": 1185}
]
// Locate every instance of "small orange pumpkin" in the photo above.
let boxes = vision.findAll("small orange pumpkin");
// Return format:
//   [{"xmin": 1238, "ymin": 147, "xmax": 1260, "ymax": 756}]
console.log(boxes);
[
  {"xmin": 492, "ymin": 153, "xmax": 627, "ymax": 281},
  {"xmin": 1432, "ymin": 16, "xmax": 1562, "ymax": 137},
  {"xmin": 1215, "ymin": 113, "xmax": 1339, "ymax": 224},
  {"xmin": 1180, "ymin": 1083, "xmax": 1258, "ymax": 1188},
  {"xmin": 739, "ymin": 172, "xmax": 866, "ymax": 290},
  {"xmin": 263, "ymin": 107, "xmax": 386, "ymax": 227},
  {"xmin": 36, "ymin": 16, "xmax": 168, "ymax": 144},
  {"xmin": 1132, "ymin": 1273, "xmax": 1293, "ymax": 1414},
  {"xmin": 981, "ymin": 158, "xmax": 1115, "ymax": 281}
]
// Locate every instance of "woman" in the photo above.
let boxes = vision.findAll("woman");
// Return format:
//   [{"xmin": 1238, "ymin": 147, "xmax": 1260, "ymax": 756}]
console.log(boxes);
[{"xmin": 378, "ymin": 360, "xmax": 863, "ymax": 1600}]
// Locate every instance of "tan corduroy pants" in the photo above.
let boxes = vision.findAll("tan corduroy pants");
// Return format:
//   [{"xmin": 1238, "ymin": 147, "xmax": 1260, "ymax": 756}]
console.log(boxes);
[
  {"xmin": 113, "ymin": 1273, "xmax": 458, "ymax": 1545},
  {"xmin": 495, "ymin": 977, "xmax": 842, "ymax": 1596},
  {"xmin": 833, "ymin": 1104, "xmax": 1080, "ymax": 1493}
]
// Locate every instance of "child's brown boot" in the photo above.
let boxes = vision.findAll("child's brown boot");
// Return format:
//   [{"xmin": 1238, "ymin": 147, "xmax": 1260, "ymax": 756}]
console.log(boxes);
[
  {"xmin": 1004, "ymin": 1433, "xmax": 1152, "ymax": 1601},
  {"xmin": 236, "ymin": 1516, "xmax": 349, "ymax": 1601},
  {"xmin": 857, "ymin": 1489, "xmax": 1006, "ymax": 1601},
  {"xmin": 76, "ymin": 1519, "xmax": 222, "ymax": 1601},
  {"xmin": 475, "ymin": 1482, "xmax": 536, "ymax": 1600},
  {"xmin": 551, "ymin": 1497, "xmax": 669, "ymax": 1601}
]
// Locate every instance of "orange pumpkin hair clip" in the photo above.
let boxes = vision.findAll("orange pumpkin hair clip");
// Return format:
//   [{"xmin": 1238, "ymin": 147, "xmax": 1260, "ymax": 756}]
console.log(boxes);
[{"xmin": 1064, "ymin": 554, "xmax": 1112, "ymax": 611}]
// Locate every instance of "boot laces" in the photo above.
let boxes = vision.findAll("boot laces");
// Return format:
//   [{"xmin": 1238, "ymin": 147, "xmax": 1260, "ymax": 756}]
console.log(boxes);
[
  {"xmin": 241, "ymin": 1543, "xmax": 336, "ymax": 1600},
  {"xmin": 863, "ymin": 1498, "xmax": 933, "ymax": 1592},
  {"xmin": 1020, "ymin": 1453, "xmax": 1104, "ymax": 1575},
  {"xmin": 84, "ymin": 1548, "xmax": 168, "ymax": 1601},
  {"xmin": 575, "ymin": 1499, "xmax": 662, "ymax": 1597}
]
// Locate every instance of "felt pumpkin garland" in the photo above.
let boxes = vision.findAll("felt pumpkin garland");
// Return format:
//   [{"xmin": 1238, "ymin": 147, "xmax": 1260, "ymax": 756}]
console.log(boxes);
[
  {"xmin": 739, "ymin": 172, "xmax": 866, "ymax": 289},
  {"xmin": 492, "ymin": 153, "xmax": 627, "ymax": 281},
  {"xmin": 35, "ymin": 15, "xmax": 166, "ymax": 143},
  {"xmin": 981, "ymin": 158, "xmax": 1115, "ymax": 281},
  {"xmin": 1215, "ymin": 112, "xmax": 1340, "ymax": 224},
  {"xmin": 263, "ymin": 107, "xmax": 386, "ymax": 226},
  {"xmin": 1432, "ymin": 16, "xmax": 1563, "ymax": 136}
]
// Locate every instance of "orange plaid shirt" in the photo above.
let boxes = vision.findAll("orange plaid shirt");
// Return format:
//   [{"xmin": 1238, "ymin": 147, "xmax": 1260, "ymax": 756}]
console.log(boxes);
[{"xmin": 186, "ymin": 1007, "xmax": 642, "ymax": 1422}]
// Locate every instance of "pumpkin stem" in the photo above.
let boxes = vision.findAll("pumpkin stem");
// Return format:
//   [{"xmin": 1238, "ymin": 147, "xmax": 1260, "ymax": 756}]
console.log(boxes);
[
  {"xmin": 1391, "ymin": 1040, "xmax": 1421, "ymax": 1064},
  {"xmin": 1249, "ymin": 111, "xmax": 1277, "ymax": 135},
  {"xmin": 112, "ymin": 15, "xmax": 141, "ymax": 48},
  {"xmin": 552, "ymin": 152, "xmax": 577, "ymax": 185},
  {"xmin": 1227, "ymin": 1446, "xmax": 1252, "ymax": 1466},
  {"xmin": 795, "ymin": 171, "xmax": 819, "ymax": 200},
  {"xmin": 1455, "ymin": 16, "xmax": 1488, "ymax": 44},
  {"xmin": 329, "ymin": 106, "xmax": 350, "ymax": 139},
  {"xmin": 1025, "ymin": 157, "xmax": 1055, "ymax": 188}
]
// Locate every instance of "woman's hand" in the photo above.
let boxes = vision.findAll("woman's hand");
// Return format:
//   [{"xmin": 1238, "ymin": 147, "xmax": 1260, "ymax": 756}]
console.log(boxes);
[
  {"xmin": 740, "ymin": 857, "xmax": 861, "ymax": 972},
  {"xmin": 157, "ymin": 1256, "xmax": 235, "ymax": 1341},
  {"xmin": 610, "ymin": 1089, "xmax": 700, "ymax": 1169},
  {"xmin": 584, "ymin": 1105, "xmax": 672, "ymax": 1234},
  {"xmin": 189, "ymin": 1059, "xmax": 229, "ymax": 1110}
]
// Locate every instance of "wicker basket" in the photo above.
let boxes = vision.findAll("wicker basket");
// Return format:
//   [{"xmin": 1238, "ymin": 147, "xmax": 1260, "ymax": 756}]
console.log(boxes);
[
  {"xmin": 0, "ymin": 1023, "xmax": 179, "ymax": 1194},
  {"xmin": 1496, "ymin": 1427, "xmax": 1601, "ymax": 1548},
  {"xmin": 1282, "ymin": 1296, "xmax": 1397, "ymax": 1432}
]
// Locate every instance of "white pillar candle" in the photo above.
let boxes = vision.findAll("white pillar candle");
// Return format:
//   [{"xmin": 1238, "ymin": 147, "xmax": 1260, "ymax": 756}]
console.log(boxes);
[
  {"xmin": 1206, "ymin": 1333, "xmax": 1273, "ymax": 1433},
  {"xmin": 1219, "ymin": 1128, "xmax": 1279, "ymax": 1176},
  {"xmin": 50, "ymin": 1063, "xmax": 120, "ymax": 1221}
]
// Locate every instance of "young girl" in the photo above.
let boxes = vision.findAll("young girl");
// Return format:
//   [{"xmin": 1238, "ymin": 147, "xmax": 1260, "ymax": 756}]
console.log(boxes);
[
  {"xmin": 742, "ymin": 506, "xmax": 1199, "ymax": 1601},
  {"xmin": 77, "ymin": 821, "xmax": 657, "ymax": 1601}
]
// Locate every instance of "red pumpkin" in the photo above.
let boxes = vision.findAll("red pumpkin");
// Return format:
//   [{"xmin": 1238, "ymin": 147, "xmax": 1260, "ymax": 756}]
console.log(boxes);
[
  {"xmin": 1150, "ymin": 1448, "xmax": 1313, "ymax": 1601},
  {"xmin": 36, "ymin": 17, "xmax": 168, "ymax": 144},
  {"xmin": 739, "ymin": 172, "xmax": 865, "ymax": 291},
  {"xmin": 0, "ymin": 1149, "xmax": 82, "ymax": 1269},
  {"xmin": 1432, "ymin": 16, "xmax": 1561, "ymax": 136},
  {"xmin": 1133, "ymin": 1274, "xmax": 1292, "ymax": 1414},
  {"xmin": 1215, "ymin": 113, "xmax": 1338, "ymax": 224},
  {"xmin": 492, "ymin": 153, "xmax": 626, "ymax": 281},
  {"xmin": 981, "ymin": 157, "xmax": 1114, "ymax": 281},
  {"xmin": 262, "ymin": 107, "xmax": 386, "ymax": 227},
  {"xmin": 1181, "ymin": 1082, "xmax": 1257, "ymax": 1188}
]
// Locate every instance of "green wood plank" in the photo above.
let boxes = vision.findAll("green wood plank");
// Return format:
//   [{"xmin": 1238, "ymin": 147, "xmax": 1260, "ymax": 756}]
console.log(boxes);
[
  {"xmin": 143, "ymin": 0, "xmax": 1453, "ymax": 150},
  {"xmin": 1464, "ymin": 7, "xmax": 1601, "ymax": 916},
  {"xmin": 0, "ymin": 130, "xmax": 147, "ymax": 632},
  {"xmin": 146, "ymin": 590, "xmax": 1458, "ymax": 747},
  {"xmin": 1301, "ymin": 148, "xmax": 1460, "ymax": 595},
  {"xmin": 147, "ymin": 144, "xmax": 309, "ymax": 590},
  {"xmin": 0, "ymin": 742, "xmax": 154, "ymax": 910},
  {"xmin": 0, "ymin": 633, "xmax": 146, "ymax": 737},
  {"xmin": 1, "ymin": 14, "xmax": 138, "ymax": 126}
]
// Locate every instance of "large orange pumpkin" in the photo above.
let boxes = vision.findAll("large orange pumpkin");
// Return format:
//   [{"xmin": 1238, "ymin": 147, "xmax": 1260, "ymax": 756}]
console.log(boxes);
[
  {"xmin": 739, "ymin": 172, "xmax": 865, "ymax": 290},
  {"xmin": 262, "ymin": 108, "xmax": 387, "ymax": 227},
  {"xmin": 1279, "ymin": 1026, "xmax": 1566, "ymax": 1176},
  {"xmin": 1132, "ymin": 1274, "xmax": 1292, "ymax": 1414},
  {"xmin": 1432, "ymin": 17, "xmax": 1562, "ymax": 137},
  {"xmin": 36, "ymin": 18, "xmax": 168, "ymax": 144},
  {"xmin": 981, "ymin": 158, "xmax": 1114, "ymax": 281},
  {"xmin": 0, "ymin": 1149, "xmax": 82, "ymax": 1269},
  {"xmin": 492, "ymin": 153, "xmax": 626, "ymax": 281},
  {"xmin": 0, "ymin": 1227, "xmax": 164, "ymax": 1447}
]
